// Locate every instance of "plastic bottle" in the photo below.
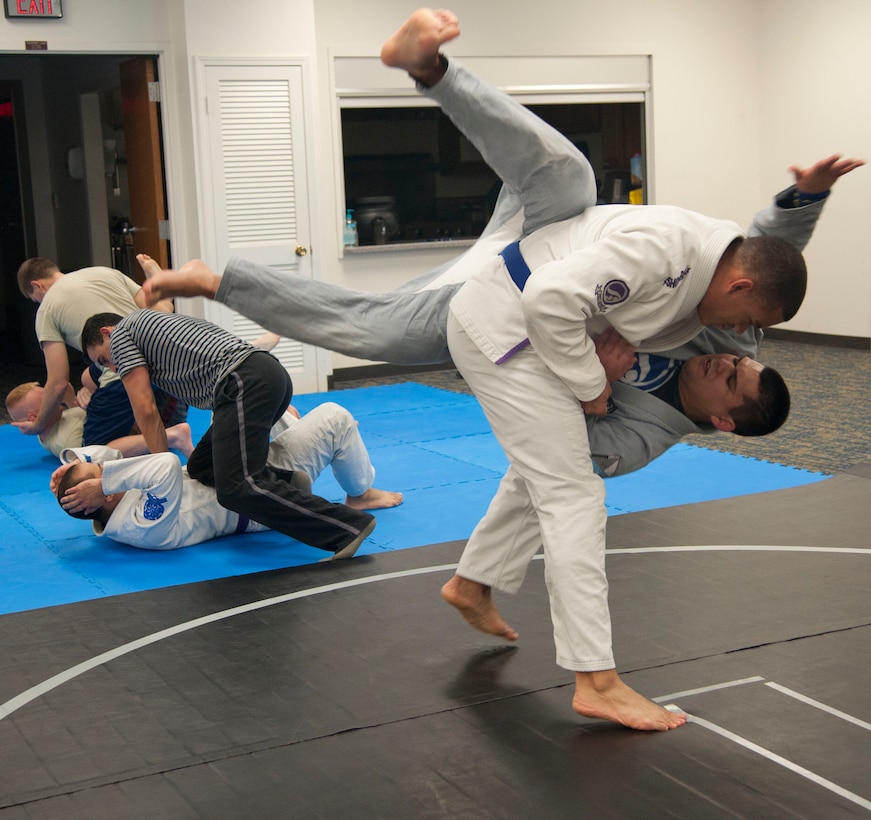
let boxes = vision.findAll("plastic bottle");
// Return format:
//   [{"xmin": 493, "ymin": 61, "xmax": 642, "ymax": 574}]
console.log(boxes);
[{"xmin": 343, "ymin": 208, "xmax": 358, "ymax": 247}]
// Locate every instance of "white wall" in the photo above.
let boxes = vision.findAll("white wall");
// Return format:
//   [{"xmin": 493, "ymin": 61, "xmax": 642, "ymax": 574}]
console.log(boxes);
[{"xmin": 758, "ymin": 0, "xmax": 871, "ymax": 337}]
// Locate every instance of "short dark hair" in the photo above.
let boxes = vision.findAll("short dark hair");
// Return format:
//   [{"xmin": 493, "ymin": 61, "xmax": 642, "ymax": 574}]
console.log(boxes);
[
  {"xmin": 56, "ymin": 463, "xmax": 101, "ymax": 521},
  {"xmin": 17, "ymin": 257, "xmax": 60, "ymax": 297},
  {"xmin": 730, "ymin": 364, "xmax": 790, "ymax": 437},
  {"xmin": 81, "ymin": 312, "xmax": 123, "ymax": 353},
  {"xmin": 735, "ymin": 236, "xmax": 807, "ymax": 322}
]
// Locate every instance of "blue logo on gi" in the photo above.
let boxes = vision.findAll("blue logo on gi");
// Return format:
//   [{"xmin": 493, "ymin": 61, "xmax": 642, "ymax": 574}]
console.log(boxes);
[{"xmin": 143, "ymin": 492, "xmax": 168, "ymax": 520}]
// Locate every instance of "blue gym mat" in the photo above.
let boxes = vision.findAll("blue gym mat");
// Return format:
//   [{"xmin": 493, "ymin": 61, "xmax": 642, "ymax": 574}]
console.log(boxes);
[{"xmin": 0, "ymin": 382, "xmax": 827, "ymax": 615}]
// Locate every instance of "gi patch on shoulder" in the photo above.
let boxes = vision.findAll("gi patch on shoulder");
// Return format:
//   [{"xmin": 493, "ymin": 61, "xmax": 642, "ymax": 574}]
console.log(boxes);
[
  {"xmin": 143, "ymin": 492, "xmax": 168, "ymax": 521},
  {"xmin": 596, "ymin": 279, "xmax": 630, "ymax": 312}
]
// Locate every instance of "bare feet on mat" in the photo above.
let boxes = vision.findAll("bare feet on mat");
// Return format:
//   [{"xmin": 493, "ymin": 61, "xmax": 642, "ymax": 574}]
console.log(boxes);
[
  {"xmin": 572, "ymin": 670, "xmax": 686, "ymax": 731},
  {"xmin": 441, "ymin": 574, "xmax": 519, "ymax": 641},
  {"xmin": 345, "ymin": 487, "xmax": 404, "ymax": 510},
  {"xmin": 142, "ymin": 259, "xmax": 221, "ymax": 306},
  {"xmin": 380, "ymin": 8, "xmax": 459, "ymax": 87}
]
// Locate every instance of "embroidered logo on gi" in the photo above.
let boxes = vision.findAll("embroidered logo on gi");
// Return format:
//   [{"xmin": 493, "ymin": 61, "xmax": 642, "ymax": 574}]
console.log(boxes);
[
  {"xmin": 143, "ymin": 492, "xmax": 168, "ymax": 521},
  {"xmin": 595, "ymin": 280, "xmax": 630, "ymax": 312},
  {"xmin": 664, "ymin": 266, "xmax": 690, "ymax": 289}
]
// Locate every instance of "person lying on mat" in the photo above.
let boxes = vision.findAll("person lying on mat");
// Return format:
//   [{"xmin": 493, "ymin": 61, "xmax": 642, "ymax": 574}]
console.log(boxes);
[
  {"xmin": 6, "ymin": 380, "xmax": 196, "ymax": 458},
  {"xmin": 78, "ymin": 309, "xmax": 377, "ymax": 561},
  {"xmin": 140, "ymin": 8, "xmax": 862, "ymax": 732},
  {"xmin": 52, "ymin": 401, "xmax": 401, "ymax": 551}
]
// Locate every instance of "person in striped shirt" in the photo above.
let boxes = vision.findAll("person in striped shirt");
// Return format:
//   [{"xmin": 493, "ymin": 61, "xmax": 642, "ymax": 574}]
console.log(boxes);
[{"xmin": 75, "ymin": 308, "xmax": 375, "ymax": 559}]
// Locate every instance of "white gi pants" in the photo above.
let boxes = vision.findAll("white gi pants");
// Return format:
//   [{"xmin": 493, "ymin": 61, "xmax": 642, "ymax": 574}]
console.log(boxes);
[
  {"xmin": 447, "ymin": 311, "xmax": 613, "ymax": 672},
  {"xmin": 269, "ymin": 402, "xmax": 376, "ymax": 498}
]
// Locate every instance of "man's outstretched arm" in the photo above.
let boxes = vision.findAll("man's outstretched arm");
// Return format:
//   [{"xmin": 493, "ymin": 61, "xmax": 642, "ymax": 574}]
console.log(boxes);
[{"xmin": 748, "ymin": 153, "xmax": 864, "ymax": 250}]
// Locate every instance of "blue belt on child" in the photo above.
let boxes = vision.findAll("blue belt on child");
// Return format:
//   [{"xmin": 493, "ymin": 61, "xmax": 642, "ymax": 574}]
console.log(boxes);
[{"xmin": 499, "ymin": 240, "xmax": 532, "ymax": 291}]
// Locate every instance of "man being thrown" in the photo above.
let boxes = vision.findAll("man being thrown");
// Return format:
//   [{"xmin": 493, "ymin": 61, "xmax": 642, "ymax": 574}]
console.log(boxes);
[
  {"xmin": 140, "ymin": 9, "xmax": 862, "ymax": 731},
  {"xmin": 54, "ymin": 401, "xmax": 402, "ymax": 551},
  {"xmin": 80, "ymin": 309, "xmax": 376, "ymax": 560}
]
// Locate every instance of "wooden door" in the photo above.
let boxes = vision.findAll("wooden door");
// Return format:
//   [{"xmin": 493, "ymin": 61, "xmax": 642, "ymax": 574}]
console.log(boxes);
[{"xmin": 120, "ymin": 57, "xmax": 169, "ymax": 280}]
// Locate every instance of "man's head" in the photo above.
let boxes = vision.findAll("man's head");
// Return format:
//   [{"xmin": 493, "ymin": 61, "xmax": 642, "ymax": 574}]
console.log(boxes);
[
  {"xmin": 678, "ymin": 353, "xmax": 790, "ymax": 437},
  {"xmin": 5, "ymin": 382, "xmax": 43, "ymax": 422},
  {"xmin": 17, "ymin": 257, "xmax": 63, "ymax": 303},
  {"xmin": 55, "ymin": 461, "xmax": 105, "ymax": 521},
  {"xmin": 82, "ymin": 312, "xmax": 123, "ymax": 370},
  {"xmin": 697, "ymin": 237, "xmax": 807, "ymax": 333}
]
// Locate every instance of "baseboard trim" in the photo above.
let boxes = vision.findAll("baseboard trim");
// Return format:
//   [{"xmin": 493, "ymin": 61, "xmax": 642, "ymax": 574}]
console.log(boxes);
[
  {"xmin": 328, "ymin": 361, "xmax": 455, "ymax": 388},
  {"xmin": 764, "ymin": 328, "xmax": 870, "ymax": 351}
]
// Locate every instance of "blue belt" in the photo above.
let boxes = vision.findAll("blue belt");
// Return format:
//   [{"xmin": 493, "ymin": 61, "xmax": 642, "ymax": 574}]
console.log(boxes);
[
  {"xmin": 234, "ymin": 516, "xmax": 250, "ymax": 534},
  {"xmin": 499, "ymin": 241, "xmax": 532, "ymax": 291}
]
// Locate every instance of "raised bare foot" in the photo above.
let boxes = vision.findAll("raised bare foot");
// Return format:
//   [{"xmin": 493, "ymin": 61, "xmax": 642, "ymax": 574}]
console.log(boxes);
[
  {"xmin": 167, "ymin": 422, "xmax": 194, "ymax": 457},
  {"xmin": 441, "ymin": 574, "xmax": 518, "ymax": 641},
  {"xmin": 572, "ymin": 669, "xmax": 686, "ymax": 731},
  {"xmin": 136, "ymin": 253, "xmax": 161, "ymax": 280},
  {"xmin": 142, "ymin": 259, "xmax": 221, "ymax": 306},
  {"xmin": 345, "ymin": 487, "xmax": 403, "ymax": 510},
  {"xmin": 380, "ymin": 8, "xmax": 460, "ymax": 86}
]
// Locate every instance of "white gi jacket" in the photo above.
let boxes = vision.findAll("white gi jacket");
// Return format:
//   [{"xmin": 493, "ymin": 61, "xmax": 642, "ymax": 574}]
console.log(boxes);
[
  {"xmin": 62, "ymin": 447, "xmax": 266, "ymax": 550},
  {"xmin": 450, "ymin": 204, "xmax": 743, "ymax": 403}
]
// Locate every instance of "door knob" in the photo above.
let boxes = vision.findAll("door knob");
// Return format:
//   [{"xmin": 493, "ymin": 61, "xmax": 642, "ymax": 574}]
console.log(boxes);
[{"xmin": 295, "ymin": 245, "xmax": 308, "ymax": 257}]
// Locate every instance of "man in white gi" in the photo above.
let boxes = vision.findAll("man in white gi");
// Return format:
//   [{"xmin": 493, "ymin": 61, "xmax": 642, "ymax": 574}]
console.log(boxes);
[
  {"xmin": 53, "ymin": 402, "xmax": 402, "ymax": 550},
  {"xmin": 383, "ymin": 9, "xmax": 809, "ymax": 734}
]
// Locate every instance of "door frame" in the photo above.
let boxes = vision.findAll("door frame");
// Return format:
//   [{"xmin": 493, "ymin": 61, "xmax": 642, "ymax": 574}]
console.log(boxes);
[
  {"xmin": 192, "ymin": 55, "xmax": 328, "ymax": 392},
  {"xmin": 0, "ymin": 43, "xmax": 192, "ymax": 275}
]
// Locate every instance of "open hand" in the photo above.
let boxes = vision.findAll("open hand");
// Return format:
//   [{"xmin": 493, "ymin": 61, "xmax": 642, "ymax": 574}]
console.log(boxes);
[
  {"xmin": 790, "ymin": 154, "xmax": 865, "ymax": 195},
  {"xmin": 60, "ymin": 477, "xmax": 105, "ymax": 516}
]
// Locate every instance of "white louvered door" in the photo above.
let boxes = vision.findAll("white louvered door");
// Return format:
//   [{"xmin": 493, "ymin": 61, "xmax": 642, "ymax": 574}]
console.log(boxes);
[{"xmin": 198, "ymin": 61, "xmax": 321, "ymax": 394}]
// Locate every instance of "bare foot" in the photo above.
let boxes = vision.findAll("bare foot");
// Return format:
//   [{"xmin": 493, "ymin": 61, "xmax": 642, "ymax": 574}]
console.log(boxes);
[
  {"xmin": 252, "ymin": 331, "xmax": 281, "ymax": 351},
  {"xmin": 345, "ymin": 487, "xmax": 403, "ymax": 510},
  {"xmin": 166, "ymin": 422, "xmax": 194, "ymax": 457},
  {"xmin": 136, "ymin": 253, "xmax": 161, "ymax": 280},
  {"xmin": 380, "ymin": 8, "xmax": 460, "ymax": 86},
  {"xmin": 142, "ymin": 259, "xmax": 221, "ymax": 306},
  {"xmin": 441, "ymin": 575, "xmax": 518, "ymax": 641},
  {"xmin": 572, "ymin": 670, "xmax": 686, "ymax": 731}
]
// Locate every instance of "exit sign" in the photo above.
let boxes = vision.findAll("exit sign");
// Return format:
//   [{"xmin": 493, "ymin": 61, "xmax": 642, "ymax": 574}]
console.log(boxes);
[{"xmin": 4, "ymin": 0, "xmax": 63, "ymax": 17}]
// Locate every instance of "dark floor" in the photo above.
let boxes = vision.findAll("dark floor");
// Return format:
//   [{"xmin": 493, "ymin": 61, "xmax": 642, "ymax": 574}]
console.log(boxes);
[{"xmin": 1, "ymin": 465, "xmax": 869, "ymax": 817}]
